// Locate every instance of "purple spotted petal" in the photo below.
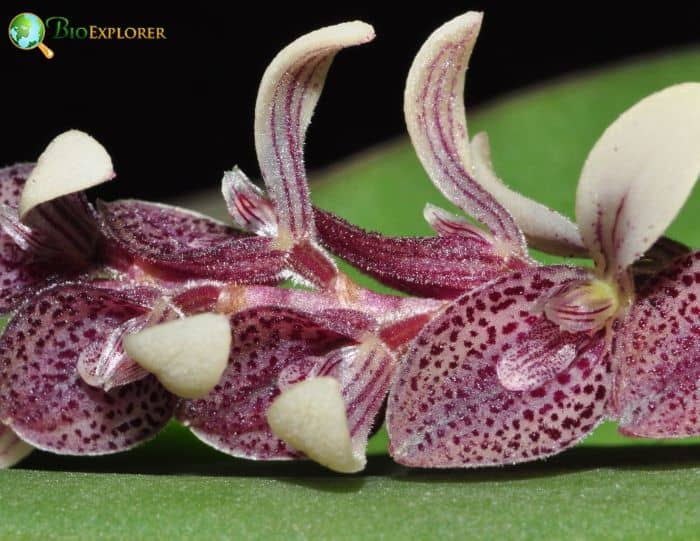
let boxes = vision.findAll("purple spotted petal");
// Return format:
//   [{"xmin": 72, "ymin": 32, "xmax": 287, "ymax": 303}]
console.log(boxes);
[
  {"xmin": 177, "ymin": 306, "xmax": 396, "ymax": 460},
  {"xmin": 496, "ymin": 318, "xmax": 587, "ymax": 392},
  {"xmin": 97, "ymin": 199, "xmax": 285, "ymax": 283},
  {"xmin": 0, "ymin": 163, "xmax": 33, "ymax": 209},
  {"xmin": 315, "ymin": 209, "xmax": 527, "ymax": 299},
  {"xmin": 387, "ymin": 266, "xmax": 611, "ymax": 467},
  {"xmin": 254, "ymin": 22, "xmax": 374, "ymax": 241},
  {"xmin": 0, "ymin": 283, "xmax": 176, "ymax": 454},
  {"xmin": 612, "ymin": 252, "xmax": 700, "ymax": 437}
]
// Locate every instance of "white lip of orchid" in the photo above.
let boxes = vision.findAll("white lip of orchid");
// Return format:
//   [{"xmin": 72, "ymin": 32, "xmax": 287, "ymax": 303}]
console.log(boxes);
[
  {"xmin": 267, "ymin": 376, "xmax": 366, "ymax": 473},
  {"xmin": 123, "ymin": 313, "xmax": 231, "ymax": 399},
  {"xmin": 19, "ymin": 130, "xmax": 114, "ymax": 219},
  {"xmin": 576, "ymin": 83, "xmax": 700, "ymax": 281}
]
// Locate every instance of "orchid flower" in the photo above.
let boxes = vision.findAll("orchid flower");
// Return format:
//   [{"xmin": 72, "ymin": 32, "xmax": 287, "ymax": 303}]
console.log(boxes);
[
  {"xmin": 3, "ymin": 11, "xmax": 700, "ymax": 476},
  {"xmin": 166, "ymin": 22, "xmax": 447, "ymax": 472},
  {"xmin": 0, "ymin": 130, "xmax": 289, "ymax": 466},
  {"xmin": 385, "ymin": 12, "xmax": 700, "ymax": 467}
]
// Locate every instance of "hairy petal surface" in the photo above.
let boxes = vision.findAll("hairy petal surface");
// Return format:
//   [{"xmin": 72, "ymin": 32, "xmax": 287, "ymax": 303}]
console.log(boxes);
[
  {"xmin": 255, "ymin": 21, "xmax": 374, "ymax": 242},
  {"xmin": 404, "ymin": 12, "xmax": 525, "ymax": 250},
  {"xmin": 315, "ymin": 209, "xmax": 526, "ymax": 299},
  {"xmin": 388, "ymin": 266, "xmax": 610, "ymax": 467},
  {"xmin": 98, "ymin": 199, "xmax": 285, "ymax": 283},
  {"xmin": 613, "ymin": 252, "xmax": 700, "ymax": 437},
  {"xmin": 576, "ymin": 83, "xmax": 700, "ymax": 277},
  {"xmin": 0, "ymin": 284, "xmax": 175, "ymax": 454}
]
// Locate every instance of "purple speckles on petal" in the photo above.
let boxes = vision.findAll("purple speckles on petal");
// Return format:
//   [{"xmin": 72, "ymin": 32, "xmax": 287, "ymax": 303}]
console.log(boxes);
[
  {"xmin": 0, "ymin": 284, "xmax": 175, "ymax": 454},
  {"xmin": 387, "ymin": 266, "xmax": 610, "ymax": 467},
  {"xmin": 98, "ymin": 199, "xmax": 286, "ymax": 283},
  {"xmin": 614, "ymin": 252, "xmax": 700, "ymax": 437}
]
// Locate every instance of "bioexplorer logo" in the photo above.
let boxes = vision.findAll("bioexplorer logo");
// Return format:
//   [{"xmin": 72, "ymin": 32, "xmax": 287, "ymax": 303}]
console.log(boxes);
[
  {"xmin": 8, "ymin": 13, "xmax": 167, "ymax": 59},
  {"xmin": 8, "ymin": 13, "xmax": 54, "ymax": 58}
]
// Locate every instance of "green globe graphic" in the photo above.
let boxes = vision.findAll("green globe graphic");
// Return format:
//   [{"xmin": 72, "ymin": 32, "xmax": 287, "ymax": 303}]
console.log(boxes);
[{"xmin": 8, "ymin": 13, "xmax": 45, "ymax": 50}]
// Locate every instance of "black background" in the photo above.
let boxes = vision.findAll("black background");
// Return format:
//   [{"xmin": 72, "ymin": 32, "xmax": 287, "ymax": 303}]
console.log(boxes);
[{"xmin": 3, "ymin": 2, "xmax": 700, "ymax": 202}]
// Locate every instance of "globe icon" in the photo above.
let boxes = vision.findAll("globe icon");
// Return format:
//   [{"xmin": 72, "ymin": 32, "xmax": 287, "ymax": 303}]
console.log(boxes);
[{"xmin": 8, "ymin": 13, "xmax": 54, "ymax": 58}]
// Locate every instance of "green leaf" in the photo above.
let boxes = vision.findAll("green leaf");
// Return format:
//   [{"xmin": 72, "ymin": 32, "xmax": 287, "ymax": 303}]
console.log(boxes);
[{"xmin": 5, "ymin": 50, "xmax": 700, "ymax": 540}]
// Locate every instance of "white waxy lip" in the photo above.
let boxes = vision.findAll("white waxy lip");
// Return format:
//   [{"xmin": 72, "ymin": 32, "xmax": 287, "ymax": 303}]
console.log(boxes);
[
  {"xmin": 123, "ymin": 313, "xmax": 232, "ymax": 399},
  {"xmin": 267, "ymin": 376, "xmax": 366, "ymax": 473},
  {"xmin": 19, "ymin": 130, "xmax": 114, "ymax": 219}
]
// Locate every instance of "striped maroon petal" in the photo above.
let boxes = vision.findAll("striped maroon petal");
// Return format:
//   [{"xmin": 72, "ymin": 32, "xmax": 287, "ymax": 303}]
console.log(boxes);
[
  {"xmin": 315, "ymin": 209, "xmax": 526, "ymax": 299},
  {"xmin": 21, "ymin": 193, "xmax": 101, "ymax": 265},
  {"xmin": 97, "ymin": 199, "xmax": 285, "ymax": 283},
  {"xmin": 0, "ymin": 203, "xmax": 95, "ymax": 314},
  {"xmin": 254, "ymin": 22, "xmax": 374, "ymax": 242},
  {"xmin": 404, "ymin": 13, "xmax": 526, "ymax": 252},
  {"xmin": 222, "ymin": 168, "xmax": 278, "ymax": 237},
  {"xmin": 0, "ymin": 283, "xmax": 175, "ymax": 454},
  {"xmin": 177, "ymin": 306, "xmax": 396, "ymax": 461},
  {"xmin": 387, "ymin": 266, "xmax": 611, "ymax": 467},
  {"xmin": 612, "ymin": 252, "xmax": 700, "ymax": 437}
]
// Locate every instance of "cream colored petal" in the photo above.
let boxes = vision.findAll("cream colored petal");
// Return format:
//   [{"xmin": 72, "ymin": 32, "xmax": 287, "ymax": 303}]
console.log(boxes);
[
  {"xmin": 123, "ymin": 313, "xmax": 231, "ymax": 399},
  {"xmin": 267, "ymin": 377, "xmax": 365, "ymax": 473},
  {"xmin": 404, "ymin": 12, "xmax": 525, "ymax": 249},
  {"xmin": 576, "ymin": 83, "xmax": 700, "ymax": 277},
  {"xmin": 0, "ymin": 424, "xmax": 33, "ymax": 469},
  {"xmin": 470, "ymin": 132, "xmax": 586, "ymax": 256},
  {"xmin": 255, "ymin": 21, "xmax": 374, "ymax": 241},
  {"xmin": 19, "ymin": 130, "xmax": 114, "ymax": 219}
]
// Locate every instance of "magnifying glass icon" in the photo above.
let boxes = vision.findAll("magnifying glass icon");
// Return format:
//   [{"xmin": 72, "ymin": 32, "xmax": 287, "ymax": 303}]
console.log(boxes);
[{"xmin": 8, "ymin": 13, "xmax": 55, "ymax": 59}]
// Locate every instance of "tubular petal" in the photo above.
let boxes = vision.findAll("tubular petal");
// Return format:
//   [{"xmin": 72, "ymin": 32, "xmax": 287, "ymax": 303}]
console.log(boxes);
[
  {"xmin": 404, "ymin": 12, "xmax": 525, "ymax": 249},
  {"xmin": 315, "ymin": 209, "xmax": 526, "ymax": 299},
  {"xmin": 387, "ymin": 266, "xmax": 610, "ymax": 467},
  {"xmin": 222, "ymin": 168, "xmax": 278, "ymax": 236},
  {"xmin": 576, "ymin": 83, "xmax": 700, "ymax": 277},
  {"xmin": 470, "ymin": 133, "xmax": 586, "ymax": 256},
  {"xmin": 255, "ymin": 21, "xmax": 374, "ymax": 241},
  {"xmin": 0, "ymin": 284, "xmax": 175, "ymax": 454},
  {"xmin": 613, "ymin": 252, "xmax": 700, "ymax": 437},
  {"xmin": 0, "ymin": 425, "xmax": 33, "ymax": 468},
  {"xmin": 19, "ymin": 130, "xmax": 114, "ymax": 219}
]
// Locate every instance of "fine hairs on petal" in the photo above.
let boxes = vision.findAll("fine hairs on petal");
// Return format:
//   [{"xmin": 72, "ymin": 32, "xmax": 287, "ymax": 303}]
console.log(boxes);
[{"xmin": 254, "ymin": 21, "xmax": 375, "ymax": 243}]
